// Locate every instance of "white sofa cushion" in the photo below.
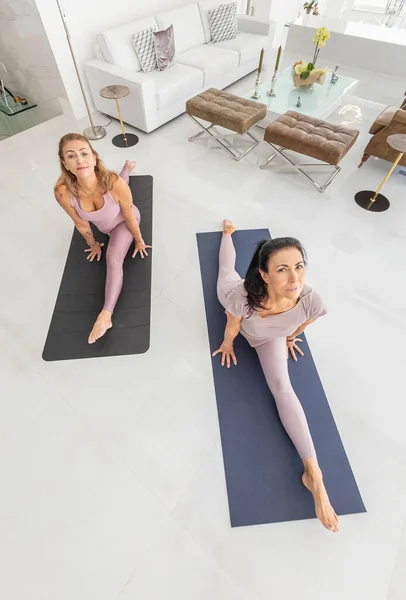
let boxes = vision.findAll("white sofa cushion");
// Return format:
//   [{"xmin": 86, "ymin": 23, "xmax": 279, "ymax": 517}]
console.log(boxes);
[
  {"xmin": 208, "ymin": 1, "xmax": 239, "ymax": 43},
  {"xmin": 155, "ymin": 3, "xmax": 206, "ymax": 54},
  {"xmin": 133, "ymin": 27, "xmax": 158, "ymax": 73},
  {"xmin": 198, "ymin": 0, "xmax": 236, "ymax": 42},
  {"xmin": 176, "ymin": 44, "xmax": 239, "ymax": 84},
  {"xmin": 216, "ymin": 31, "xmax": 266, "ymax": 65},
  {"xmin": 97, "ymin": 17, "xmax": 158, "ymax": 72},
  {"xmin": 148, "ymin": 63, "xmax": 204, "ymax": 109}
]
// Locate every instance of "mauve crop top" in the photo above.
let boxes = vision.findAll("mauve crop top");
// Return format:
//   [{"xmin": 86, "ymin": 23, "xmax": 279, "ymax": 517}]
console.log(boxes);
[{"xmin": 225, "ymin": 282, "xmax": 327, "ymax": 347}]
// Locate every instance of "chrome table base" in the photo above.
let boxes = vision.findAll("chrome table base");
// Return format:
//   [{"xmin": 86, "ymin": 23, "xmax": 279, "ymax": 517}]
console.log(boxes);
[
  {"xmin": 260, "ymin": 143, "xmax": 341, "ymax": 193},
  {"xmin": 188, "ymin": 115, "xmax": 260, "ymax": 162}
]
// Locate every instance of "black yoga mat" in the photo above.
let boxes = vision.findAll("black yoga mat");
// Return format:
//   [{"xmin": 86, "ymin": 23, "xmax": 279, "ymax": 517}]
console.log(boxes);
[
  {"xmin": 197, "ymin": 229, "xmax": 366, "ymax": 527},
  {"xmin": 42, "ymin": 175, "xmax": 153, "ymax": 361}
]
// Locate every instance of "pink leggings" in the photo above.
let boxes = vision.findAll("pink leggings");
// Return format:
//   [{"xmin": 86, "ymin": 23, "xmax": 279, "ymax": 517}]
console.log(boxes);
[
  {"xmin": 103, "ymin": 165, "xmax": 140, "ymax": 313},
  {"xmin": 217, "ymin": 234, "xmax": 316, "ymax": 460}
]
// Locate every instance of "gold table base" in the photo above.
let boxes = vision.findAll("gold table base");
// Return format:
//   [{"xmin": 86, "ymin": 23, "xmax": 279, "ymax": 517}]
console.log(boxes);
[
  {"xmin": 355, "ymin": 151, "xmax": 403, "ymax": 212},
  {"xmin": 99, "ymin": 85, "xmax": 139, "ymax": 148},
  {"xmin": 115, "ymin": 98, "xmax": 128, "ymax": 146}
]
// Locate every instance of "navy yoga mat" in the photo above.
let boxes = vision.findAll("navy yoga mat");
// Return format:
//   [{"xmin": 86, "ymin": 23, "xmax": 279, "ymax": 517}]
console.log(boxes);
[
  {"xmin": 42, "ymin": 175, "xmax": 152, "ymax": 361},
  {"xmin": 197, "ymin": 229, "xmax": 366, "ymax": 527}
]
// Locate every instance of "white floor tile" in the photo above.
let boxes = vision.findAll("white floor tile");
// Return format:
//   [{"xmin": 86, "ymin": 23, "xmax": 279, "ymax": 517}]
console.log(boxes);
[
  {"xmin": 0, "ymin": 401, "xmax": 169, "ymax": 600},
  {"xmin": 99, "ymin": 294, "xmax": 219, "ymax": 511},
  {"xmin": 119, "ymin": 517, "xmax": 246, "ymax": 600},
  {"xmin": 110, "ymin": 378, "xmax": 218, "ymax": 512},
  {"xmin": 388, "ymin": 521, "xmax": 406, "ymax": 600},
  {"xmin": 0, "ymin": 342, "xmax": 59, "ymax": 429}
]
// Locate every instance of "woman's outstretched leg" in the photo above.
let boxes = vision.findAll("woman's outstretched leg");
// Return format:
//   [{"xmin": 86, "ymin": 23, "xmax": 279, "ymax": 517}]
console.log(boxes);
[
  {"xmin": 88, "ymin": 220, "xmax": 136, "ymax": 344},
  {"xmin": 256, "ymin": 338, "xmax": 339, "ymax": 532},
  {"xmin": 119, "ymin": 160, "xmax": 136, "ymax": 184},
  {"xmin": 256, "ymin": 338, "xmax": 316, "ymax": 459},
  {"xmin": 217, "ymin": 220, "xmax": 243, "ymax": 307}
]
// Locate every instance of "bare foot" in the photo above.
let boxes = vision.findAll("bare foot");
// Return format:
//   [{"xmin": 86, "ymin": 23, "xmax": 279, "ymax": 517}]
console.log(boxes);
[
  {"xmin": 124, "ymin": 160, "xmax": 136, "ymax": 172},
  {"xmin": 302, "ymin": 467, "xmax": 339, "ymax": 532},
  {"xmin": 88, "ymin": 310, "xmax": 113, "ymax": 344},
  {"xmin": 222, "ymin": 219, "xmax": 236, "ymax": 235}
]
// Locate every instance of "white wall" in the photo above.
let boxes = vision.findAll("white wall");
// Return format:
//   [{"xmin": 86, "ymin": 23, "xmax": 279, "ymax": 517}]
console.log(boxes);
[
  {"xmin": 35, "ymin": 0, "xmax": 245, "ymax": 120},
  {"xmin": 268, "ymin": 0, "xmax": 303, "ymax": 47},
  {"xmin": 249, "ymin": 0, "xmax": 272, "ymax": 21},
  {"xmin": 0, "ymin": 0, "xmax": 67, "ymax": 123}
]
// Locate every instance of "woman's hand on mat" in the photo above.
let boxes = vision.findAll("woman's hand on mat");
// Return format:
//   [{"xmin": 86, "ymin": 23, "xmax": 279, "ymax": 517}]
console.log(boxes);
[
  {"xmin": 133, "ymin": 238, "xmax": 152, "ymax": 259},
  {"xmin": 212, "ymin": 343, "xmax": 237, "ymax": 368},
  {"xmin": 286, "ymin": 337, "xmax": 304, "ymax": 361},
  {"xmin": 84, "ymin": 242, "xmax": 104, "ymax": 262}
]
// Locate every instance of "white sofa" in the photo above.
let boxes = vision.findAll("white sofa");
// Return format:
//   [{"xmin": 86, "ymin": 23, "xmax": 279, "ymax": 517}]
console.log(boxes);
[{"xmin": 85, "ymin": 1, "xmax": 274, "ymax": 133}]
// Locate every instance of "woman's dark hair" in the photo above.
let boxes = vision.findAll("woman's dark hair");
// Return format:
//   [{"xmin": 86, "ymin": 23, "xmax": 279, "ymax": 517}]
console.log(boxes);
[{"xmin": 244, "ymin": 238, "xmax": 307, "ymax": 313}]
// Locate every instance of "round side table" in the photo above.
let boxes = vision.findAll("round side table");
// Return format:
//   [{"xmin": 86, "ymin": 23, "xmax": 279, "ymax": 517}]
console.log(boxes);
[
  {"xmin": 99, "ymin": 85, "xmax": 139, "ymax": 148},
  {"xmin": 354, "ymin": 133, "xmax": 406, "ymax": 212}
]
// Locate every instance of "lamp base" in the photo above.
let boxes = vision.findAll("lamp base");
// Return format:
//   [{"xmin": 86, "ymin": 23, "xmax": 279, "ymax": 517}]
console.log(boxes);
[
  {"xmin": 83, "ymin": 125, "xmax": 107, "ymax": 140},
  {"xmin": 354, "ymin": 190, "xmax": 390, "ymax": 212},
  {"xmin": 112, "ymin": 133, "xmax": 139, "ymax": 148}
]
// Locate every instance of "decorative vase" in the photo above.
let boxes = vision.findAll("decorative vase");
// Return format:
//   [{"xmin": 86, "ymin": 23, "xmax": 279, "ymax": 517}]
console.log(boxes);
[
  {"xmin": 292, "ymin": 70, "xmax": 326, "ymax": 91},
  {"xmin": 295, "ymin": 82, "xmax": 313, "ymax": 93}
]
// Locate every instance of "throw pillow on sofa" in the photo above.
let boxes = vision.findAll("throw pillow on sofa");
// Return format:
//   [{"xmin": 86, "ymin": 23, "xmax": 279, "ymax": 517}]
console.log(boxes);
[
  {"xmin": 208, "ymin": 1, "xmax": 239, "ymax": 43},
  {"xmin": 132, "ymin": 26, "xmax": 157, "ymax": 73},
  {"xmin": 153, "ymin": 24, "xmax": 176, "ymax": 71}
]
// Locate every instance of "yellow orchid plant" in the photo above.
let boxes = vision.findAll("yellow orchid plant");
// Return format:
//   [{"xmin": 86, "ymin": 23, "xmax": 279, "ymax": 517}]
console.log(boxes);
[{"xmin": 294, "ymin": 27, "xmax": 330, "ymax": 81}]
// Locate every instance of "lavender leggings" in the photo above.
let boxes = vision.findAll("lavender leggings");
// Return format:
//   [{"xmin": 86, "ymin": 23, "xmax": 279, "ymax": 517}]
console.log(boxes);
[
  {"xmin": 217, "ymin": 234, "xmax": 316, "ymax": 460},
  {"xmin": 103, "ymin": 165, "xmax": 136, "ymax": 313}
]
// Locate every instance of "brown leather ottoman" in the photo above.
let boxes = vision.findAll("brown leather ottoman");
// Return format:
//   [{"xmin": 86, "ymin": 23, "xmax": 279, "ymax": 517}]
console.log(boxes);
[
  {"xmin": 186, "ymin": 88, "xmax": 267, "ymax": 161},
  {"xmin": 260, "ymin": 111, "xmax": 360, "ymax": 192}
]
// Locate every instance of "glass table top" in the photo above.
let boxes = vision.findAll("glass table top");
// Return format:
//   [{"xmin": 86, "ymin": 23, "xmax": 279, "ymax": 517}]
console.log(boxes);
[
  {"xmin": 245, "ymin": 67, "xmax": 358, "ymax": 118},
  {"xmin": 0, "ymin": 88, "xmax": 37, "ymax": 116}
]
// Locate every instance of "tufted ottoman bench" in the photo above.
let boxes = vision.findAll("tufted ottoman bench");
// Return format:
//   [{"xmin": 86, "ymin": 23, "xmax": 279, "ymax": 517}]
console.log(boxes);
[
  {"xmin": 260, "ymin": 111, "xmax": 360, "ymax": 192},
  {"xmin": 186, "ymin": 88, "xmax": 267, "ymax": 161}
]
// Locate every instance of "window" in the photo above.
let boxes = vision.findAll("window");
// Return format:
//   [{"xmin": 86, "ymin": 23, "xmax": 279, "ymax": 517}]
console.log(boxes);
[{"xmin": 353, "ymin": 0, "xmax": 406, "ymax": 13}]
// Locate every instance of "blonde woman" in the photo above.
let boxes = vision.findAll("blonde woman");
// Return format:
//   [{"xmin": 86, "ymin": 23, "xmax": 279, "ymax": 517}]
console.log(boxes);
[{"xmin": 54, "ymin": 133, "xmax": 151, "ymax": 344}]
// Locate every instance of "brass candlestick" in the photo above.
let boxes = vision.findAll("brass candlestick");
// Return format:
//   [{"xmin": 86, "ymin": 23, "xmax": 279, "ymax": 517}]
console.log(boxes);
[
  {"xmin": 267, "ymin": 45, "xmax": 282, "ymax": 97},
  {"xmin": 267, "ymin": 69, "xmax": 279, "ymax": 97},
  {"xmin": 251, "ymin": 72, "xmax": 261, "ymax": 99}
]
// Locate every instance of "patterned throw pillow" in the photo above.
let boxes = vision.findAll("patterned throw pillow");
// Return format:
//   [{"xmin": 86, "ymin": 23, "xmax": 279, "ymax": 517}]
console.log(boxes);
[
  {"xmin": 153, "ymin": 25, "xmax": 176, "ymax": 71},
  {"xmin": 208, "ymin": 1, "xmax": 239, "ymax": 43},
  {"xmin": 132, "ymin": 26, "xmax": 157, "ymax": 73}
]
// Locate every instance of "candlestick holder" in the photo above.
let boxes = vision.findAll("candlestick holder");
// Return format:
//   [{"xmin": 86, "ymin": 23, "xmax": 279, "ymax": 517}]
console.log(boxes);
[
  {"xmin": 330, "ymin": 65, "xmax": 339, "ymax": 84},
  {"xmin": 267, "ymin": 69, "xmax": 279, "ymax": 97},
  {"xmin": 251, "ymin": 72, "xmax": 261, "ymax": 99}
]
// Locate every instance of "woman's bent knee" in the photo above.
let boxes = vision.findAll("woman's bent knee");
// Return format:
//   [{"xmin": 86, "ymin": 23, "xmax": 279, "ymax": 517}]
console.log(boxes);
[
  {"xmin": 106, "ymin": 246, "xmax": 126, "ymax": 266},
  {"xmin": 266, "ymin": 375, "xmax": 294, "ymax": 397}
]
